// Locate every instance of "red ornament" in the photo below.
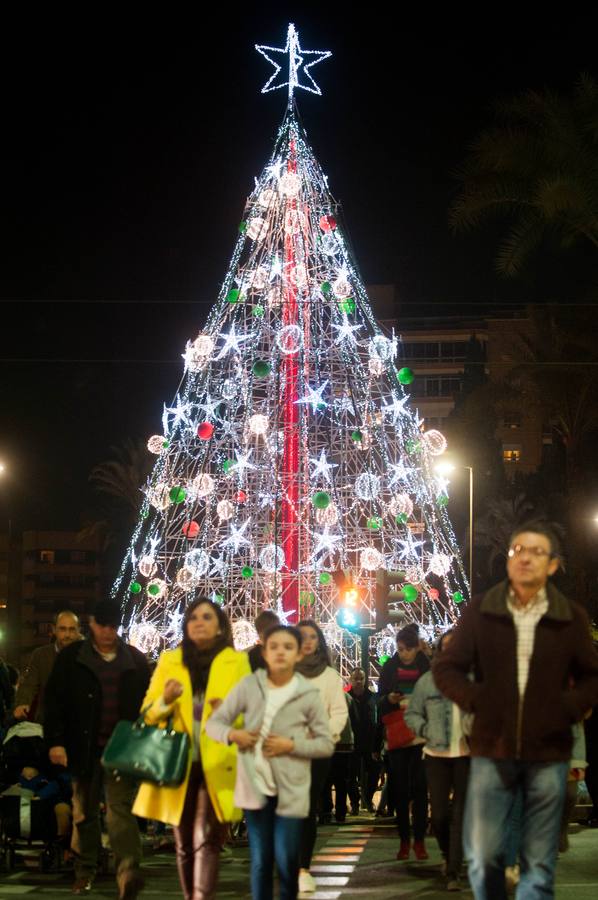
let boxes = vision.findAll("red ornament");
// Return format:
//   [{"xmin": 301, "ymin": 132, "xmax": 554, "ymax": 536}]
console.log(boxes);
[
  {"xmin": 236, "ymin": 490, "xmax": 247, "ymax": 504},
  {"xmin": 197, "ymin": 422, "xmax": 214, "ymax": 440},
  {"xmin": 319, "ymin": 214, "xmax": 337, "ymax": 233},
  {"xmin": 182, "ymin": 521, "xmax": 200, "ymax": 539},
  {"xmin": 428, "ymin": 588, "xmax": 440, "ymax": 601}
]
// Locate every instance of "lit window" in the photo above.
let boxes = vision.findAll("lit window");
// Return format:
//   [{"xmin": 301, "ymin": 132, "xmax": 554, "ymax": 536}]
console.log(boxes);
[
  {"xmin": 40, "ymin": 550, "xmax": 55, "ymax": 564},
  {"xmin": 503, "ymin": 445, "xmax": 521, "ymax": 464}
]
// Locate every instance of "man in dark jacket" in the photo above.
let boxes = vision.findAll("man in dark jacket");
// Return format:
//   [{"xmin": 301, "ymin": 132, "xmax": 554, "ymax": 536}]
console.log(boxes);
[
  {"xmin": 348, "ymin": 667, "xmax": 380, "ymax": 813},
  {"xmin": 45, "ymin": 600, "xmax": 150, "ymax": 898},
  {"xmin": 14, "ymin": 609, "xmax": 81, "ymax": 723},
  {"xmin": 434, "ymin": 521, "xmax": 598, "ymax": 899}
]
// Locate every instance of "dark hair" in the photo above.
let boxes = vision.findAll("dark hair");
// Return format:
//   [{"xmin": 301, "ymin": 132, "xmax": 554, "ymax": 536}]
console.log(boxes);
[
  {"xmin": 262, "ymin": 624, "xmax": 302, "ymax": 649},
  {"xmin": 254, "ymin": 609, "xmax": 280, "ymax": 638},
  {"xmin": 297, "ymin": 619, "xmax": 332, "ymax": 665},
  {"xmin": 181, "ymin": 598, "xmax": 233, "ymax": 694},
  {"xmin": 92, "ymin": 600, "xmax": 122, "ymax": 628},
  {"xmin": 509, "ymin": 520, "xmax": 563, "ymax": 559},
  {"xmin": 396, "ymin": 623, "xmax": 420, "ymax": 649},
  {"xmin": 437, "ymin": 629, "xmax": 454, "ymax": 653}
]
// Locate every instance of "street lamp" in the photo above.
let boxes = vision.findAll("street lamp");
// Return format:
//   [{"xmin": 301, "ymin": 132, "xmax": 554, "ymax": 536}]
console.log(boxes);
[{"xmin": 435, "ymin": 459, "xmax": 474, "ymax": 595}]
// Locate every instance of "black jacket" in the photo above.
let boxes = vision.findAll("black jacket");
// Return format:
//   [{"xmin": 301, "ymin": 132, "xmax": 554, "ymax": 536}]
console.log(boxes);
[
  {"xmin": 348, "ymin": 688, "xmax": 379, "ymax": 754},
  {"xmin": 44, "ymin": 638, "xmax": 150, "ymax": 776}
]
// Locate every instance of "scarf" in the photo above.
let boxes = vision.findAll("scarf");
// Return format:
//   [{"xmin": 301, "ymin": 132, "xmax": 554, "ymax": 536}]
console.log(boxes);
[
  {"xmin": 295, "ymin": 649, "xmax": 328, "ymax": 679},
  {"xmin": 182, "ymin": 635, "xmax": 228, "ymax": 694}
]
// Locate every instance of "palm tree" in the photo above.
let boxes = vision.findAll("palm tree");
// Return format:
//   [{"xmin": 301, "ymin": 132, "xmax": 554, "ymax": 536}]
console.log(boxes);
[{"xmin": 450, "ymin": 75, "xmax": 598, "ymax": 276}]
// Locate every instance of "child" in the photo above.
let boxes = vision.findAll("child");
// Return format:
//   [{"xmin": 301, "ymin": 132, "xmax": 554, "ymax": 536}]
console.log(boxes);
[{"xmin": 206, "ymin": 625, "xmax": 334, "ymax": 900}]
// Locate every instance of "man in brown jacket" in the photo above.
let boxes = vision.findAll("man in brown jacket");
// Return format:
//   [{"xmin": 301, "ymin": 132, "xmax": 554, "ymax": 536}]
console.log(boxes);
[
  {"xmin": 434, "ymin": 521, "xmax": 598, "ymax": 900},
  {"xmin": 14, "ymin": 610, "xmax": 81, "ymax": 723}
]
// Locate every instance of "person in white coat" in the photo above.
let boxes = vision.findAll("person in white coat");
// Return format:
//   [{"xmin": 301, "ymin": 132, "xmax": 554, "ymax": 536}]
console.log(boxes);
[{"xmin": 296, "ymin": 620, "xmax": 348, "ymax": 893}]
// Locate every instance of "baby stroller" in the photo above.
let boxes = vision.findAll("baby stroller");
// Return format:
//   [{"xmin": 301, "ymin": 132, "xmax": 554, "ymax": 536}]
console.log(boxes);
[{"xmin": 0, "ymin": 722, "xmax": 71, "ymax": 872}]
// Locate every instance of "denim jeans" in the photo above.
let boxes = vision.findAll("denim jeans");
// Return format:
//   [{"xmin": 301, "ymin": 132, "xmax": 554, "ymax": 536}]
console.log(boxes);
[
  {"xmin": 246, "ymin": 796, "xmax": 303, "ymax": 900},
  {"xmin": 464, "ymin": 757, "xmax": 568, "ymax": 900}
]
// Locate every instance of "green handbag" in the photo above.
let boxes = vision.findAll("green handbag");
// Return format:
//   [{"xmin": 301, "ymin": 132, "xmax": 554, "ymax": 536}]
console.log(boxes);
[{"xmin": 101, "ymin": 709, "xmax": 190, "ymax": 786}]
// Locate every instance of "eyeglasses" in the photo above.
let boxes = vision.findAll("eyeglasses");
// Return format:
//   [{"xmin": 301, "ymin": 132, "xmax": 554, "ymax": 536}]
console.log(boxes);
[{"xmin": 508, "ymin": 544, "xmax": 552, "ymax": 559}]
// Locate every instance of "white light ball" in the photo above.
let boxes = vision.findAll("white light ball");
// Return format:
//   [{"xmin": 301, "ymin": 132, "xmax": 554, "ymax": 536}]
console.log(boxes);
[
  {"xmin": 422, "ymin": 429, "xmax": 448, "ymax": 456},
  {"xmin": 276, "ymin": 324, "xmax": 303, "ymax": 355},
  {"xmin": 284, "ymin": 208, "xmax": 307, "ymax": 235},
  {"xmin": 222, "ymin": 378, "xmax": 237, "ymax": 399},
  {"xmin": 247, "ymin": 217, "xmax": 268, "ymax": 242},
  {"xmin": 376, "ymin": 634, "xmax": 397, "ymax": 660},
  {"xmin": 332, "ymin": 276, "xmax": 352, "ymax": 299},
  {"xmin": 185, "ymin": 347, "xmax": 210, "ymax": 373},
  {"xmin": 217, "ymin": 499, "xmax": 235, "ymax": 521},
  {"xmin": 249, "ymin": 414, "xmax": 269, "ymax": 435},
  {"xmin": 266, "ymin": 286, "xmax": 282, "ymax": 308},
  {"xmin": 258, "ymin": 189, "xmax": 278, "ymax": 208},
  {"xmin": 148, "ymin": 482, "xmax": 171, "ymax": 510},
  {"xmin": 138, "ymin": 556, "xmax": 157, "ymax": 578},
  {"xmin": 249, "ymin": 265, "xmax": 270, "ymax": 291},
  {"xmin": 279, "ymin": 172, "xmax": 301, "ymax": 198},
  {"xmin": 192, "ymin": 473, "xmax": 215, "ymax": 498},
  {"xmin": 147, "ymin": 578, "xmax": 167, "ymax": 599},
  {"xmin": 360, "ymin": 547, "xmax": 384, "ymax": 570},
  {"xmin": 129, "ymin": 622, "xmax": 161, "ymax": 654},
  {"xmin": 193, "ymin": 334, "xmax": 215, "ymax": 356},
  {"xmin": 355, "ymin": 472, "xmax": 381, "ymax": 501},
  {"xmin": 369, "ymin": 335, "xmax": 393, "ymax": 361},
  {"xmin": 259, "ymin": 544, "xmax": 286, "ymax": 573},
  {"xmin": 369, "ymin": 358, "xmax": 384, "ymax": 376},
  {"xmin": 147, "ymin": 435, "xmax": 166, "ymax": 454},
  {"xmin": 404, "ymin": 566, "xmax": 421, "ymax": 584},
  {"xmin": 388, "ymin": 493, "xmax": 414, "ymax": 518},
  {"xmin": 321, "ymin": 233, "xmax": 338, "ymax": 256},
  {"xmin": 184, "ymin": 549, "xmax": 210, "ymax": 576},
  {"xmin": 176, "ymin": 566, "xmax": 197, "ymax": 590},
  {"xmin": 316, "ymin": 503, "xmax": 339, "ymax": 526},
  {"xmin": 429, "ymin": 553, "xmax": 452, "ymax": 576},
  {"xmin": 232, "ymin": 619, "xmax": 259, "ymax": 651}
]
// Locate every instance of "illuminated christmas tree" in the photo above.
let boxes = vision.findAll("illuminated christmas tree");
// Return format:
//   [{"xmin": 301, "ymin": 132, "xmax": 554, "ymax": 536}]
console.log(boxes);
[{"xmin": 113, "ymin": 24, "xmax": 468, "ymax": 671}]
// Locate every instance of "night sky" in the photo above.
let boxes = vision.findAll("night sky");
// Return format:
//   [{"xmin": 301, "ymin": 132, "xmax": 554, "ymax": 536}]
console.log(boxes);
[{"xmin": 1, "ymin": 7, "xmax": 596, "ymax": 532}]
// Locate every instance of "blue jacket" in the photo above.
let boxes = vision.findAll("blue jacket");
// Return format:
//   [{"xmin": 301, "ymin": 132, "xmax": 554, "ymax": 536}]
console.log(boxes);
[{"xmin": 405, "ymin": 670, "xmax": 460, "ymax": 752}]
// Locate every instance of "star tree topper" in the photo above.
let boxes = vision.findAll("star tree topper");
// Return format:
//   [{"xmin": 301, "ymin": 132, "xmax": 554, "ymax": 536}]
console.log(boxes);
[{"xmin": 256, "ymin": 23, "xmax": 331, "ymax": 101}]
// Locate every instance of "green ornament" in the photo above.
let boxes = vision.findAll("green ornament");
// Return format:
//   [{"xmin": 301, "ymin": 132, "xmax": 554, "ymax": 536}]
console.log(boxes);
[
  {"xmin": 367, "ymin": 516, "xmax": 382, "ymax": 530},
  {"xmin": 214, "ymin": 594, "xmax": 224, "ymax": 605},
  {"xmin": 252, "ymin": 304, "xmax": 265, "ymax": 318},
  {"xmin": 397, "ymin": 367, "xmax": 414, "ymax": 385},
  {"xmin": 405, "ymin": 439, "xmax": 421, "ymax": 454},
  {"xmin": 169, "ymin": 486, "xmax": 186, "ymax": 504},
  {"xmin": 162, "ymin": 439, "xmax": 170, "ymax": 448},
  {"xmin": 402, "ymin": 584, "xmax": 418, "ymax": 603},
  {"xmin": 148, "ymin": 583, "xmax": 161, "ymax": 596},
  {"xmin": 378, "ymin": 654, "xmax": 390, "ymax": 665},
  {"xmin": 300, "ymin": 590, "xmax": 315, "ymax": 604},
  {"xmin": 141, "ymin": 509, "xmax": 149, "ymax": 519},
  {"xmin": 340, "ymin": 297, "xmax": 355, "ymax": 314},
  {"xmin": 312, "ymin": 491, "xmax": 331, "ymax": 509},
  {"xmin": 452, "ymin": 591, "xmax": 464, "ymax": 604},
  {"xmin": 319, "ymin": 572, "xmax": 332, "ymax": 586},
  {"xmin": 238, "ymin": 221, "xmax": 247, "ymax": 234},
  {"xmin": 227, "ymin": 288, "xmax": 243, "ymax": 304},
  {"xmin": 395, "ymin": 513, "xmax": 408, "ymax": 525},
  {"xmin": 130, "ymin": 581, "xmax": 142, "ymax": 594},
  {"xmin": 222, "ymin": 458, "xmax": 236, "ymax": 474},
  {"xmin": 437, "ymin": 494, "xmax": 449, "ymax": 508},
  {"xmin": 351, "ymin": 429, "xmax": 363, "ymax": 442},
  {"xmin": 241, "ymin": 566, "xmax": 253, "ymax": 579},
  {"xmin": 321, "ymin": 281, "xmax": 332, "ymax": 294},
  {"xmin": 252, "ymin": 360, "xmax": 271, "ymax": 378}
]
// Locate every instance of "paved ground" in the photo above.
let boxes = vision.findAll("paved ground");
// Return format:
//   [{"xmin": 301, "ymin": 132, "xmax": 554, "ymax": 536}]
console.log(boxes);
[{"xmin": 0, "ymin": 815, "xmax": 596, "ymax": 898}]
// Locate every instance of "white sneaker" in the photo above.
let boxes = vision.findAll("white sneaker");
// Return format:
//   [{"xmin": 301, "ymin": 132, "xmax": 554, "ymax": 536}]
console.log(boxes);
[{"xmin": 299, "ymin": 870, "xmax": 317, "ymax": 893}]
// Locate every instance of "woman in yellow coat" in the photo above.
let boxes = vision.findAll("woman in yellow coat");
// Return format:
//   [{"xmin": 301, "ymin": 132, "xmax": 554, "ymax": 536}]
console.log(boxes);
[{"xmin": 133, "ymin": 598, "xmax": 250, "ymax": 900}]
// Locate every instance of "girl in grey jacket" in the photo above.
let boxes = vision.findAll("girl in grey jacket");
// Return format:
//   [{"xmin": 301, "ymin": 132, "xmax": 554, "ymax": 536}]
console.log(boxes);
[{"xmin": 206, "ymin": 625, "xmax": 334, "ymax": 900}]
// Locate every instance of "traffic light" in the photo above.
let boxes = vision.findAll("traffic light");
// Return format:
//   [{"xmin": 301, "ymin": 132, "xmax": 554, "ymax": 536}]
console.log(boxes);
[
  {"xmin": 333, "ymin": 569, "xmax": 365, "ymax": 633},
  {"xmin": 375, "ymin": 569, "xmax": 408, "ymax": 631}
]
